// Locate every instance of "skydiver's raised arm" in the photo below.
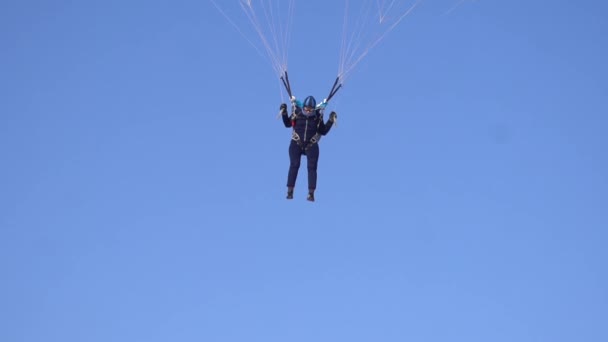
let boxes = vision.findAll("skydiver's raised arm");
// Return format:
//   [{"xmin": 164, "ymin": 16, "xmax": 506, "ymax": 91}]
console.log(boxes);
[
  {"xmin": 280, "ymin": 103, "xmax": 292, "ymax": 128},
  {"xmin": 318, "ymin": 111, "xmax": 337, "ymax": 135}
]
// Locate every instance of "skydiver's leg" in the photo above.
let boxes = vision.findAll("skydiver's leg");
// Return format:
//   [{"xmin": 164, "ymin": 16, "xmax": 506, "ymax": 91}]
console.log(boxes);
[
  {"xmin": 306, "ymin": 144, "xmax": 319, "ymax": 200},
  {"xmin": 287, "ymin": 141, "xmax": 302, "ymax": 198}
]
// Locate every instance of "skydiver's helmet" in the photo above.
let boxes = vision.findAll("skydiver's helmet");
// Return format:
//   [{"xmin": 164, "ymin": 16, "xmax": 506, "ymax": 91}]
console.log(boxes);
[{"xmin": 303, "ymin": 96, "xmax": 316, "ymax": 116}]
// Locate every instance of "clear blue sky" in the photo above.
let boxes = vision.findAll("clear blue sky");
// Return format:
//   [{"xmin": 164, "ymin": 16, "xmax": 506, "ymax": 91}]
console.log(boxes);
[{"xmin": 1, "ymin": 1, "xmax": 607, "ymax": 341}]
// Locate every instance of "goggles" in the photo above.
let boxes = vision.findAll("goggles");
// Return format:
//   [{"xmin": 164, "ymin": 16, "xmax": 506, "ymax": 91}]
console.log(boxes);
[{"xmin": 303, "ymin": 106, "xmax": 315, "ymax": 113}]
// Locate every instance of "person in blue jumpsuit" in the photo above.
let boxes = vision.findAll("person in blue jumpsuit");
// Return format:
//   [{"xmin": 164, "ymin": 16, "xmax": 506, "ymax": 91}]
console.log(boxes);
[{"xmin": 280, "ymin": 95, "xmax": 337, "ymax": 201}]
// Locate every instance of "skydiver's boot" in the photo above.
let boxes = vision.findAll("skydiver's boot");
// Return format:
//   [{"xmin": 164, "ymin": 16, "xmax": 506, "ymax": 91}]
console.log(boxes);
[
  {"xmin": 307, "ymin": 189, "xmax": 315, "ymax": 202},
  {"xmin": 286, "ymin": 187, "xmax": 294, "ymax": 200}
]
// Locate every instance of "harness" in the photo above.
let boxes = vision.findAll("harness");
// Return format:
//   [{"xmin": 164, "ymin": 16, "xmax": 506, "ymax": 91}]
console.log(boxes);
[{"xmin": 291, "ymin": 113, "xmax": 322, "ymax": 150}]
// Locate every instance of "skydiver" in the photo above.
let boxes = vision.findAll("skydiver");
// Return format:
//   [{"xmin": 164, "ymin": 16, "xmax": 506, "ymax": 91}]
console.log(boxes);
[{"xmin": 280, "ymin": 95, "xmax": 337, "ymax": 202}]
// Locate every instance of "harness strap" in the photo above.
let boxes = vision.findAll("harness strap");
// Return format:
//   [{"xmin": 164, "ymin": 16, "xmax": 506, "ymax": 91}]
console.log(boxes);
[
  {"xmin": 291, "ymin": 113, "xmax": 323, "ymax": 150},
  {"xmin": 291, "ymin": 131, "xmax": 304, "ymax": 148},
  {"xmin": 305, "ymin": 133, "xmax": 322, "ymax": 150}
]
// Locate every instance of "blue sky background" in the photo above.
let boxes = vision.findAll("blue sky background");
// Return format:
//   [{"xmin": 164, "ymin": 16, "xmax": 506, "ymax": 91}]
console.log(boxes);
[{"xmin": 1, "ymin": 1, "xmax": 607, "ymax": 341}]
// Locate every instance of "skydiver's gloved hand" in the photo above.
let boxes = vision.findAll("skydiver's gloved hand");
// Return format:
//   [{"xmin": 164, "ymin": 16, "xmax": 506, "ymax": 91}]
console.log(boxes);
[
  {"xmin": 329, "ymin": 111, "xmax": 338, "ymax": 123},
  {"xmin": 280, "ymin": 103, "xmax": 287, "ymax": 114}
]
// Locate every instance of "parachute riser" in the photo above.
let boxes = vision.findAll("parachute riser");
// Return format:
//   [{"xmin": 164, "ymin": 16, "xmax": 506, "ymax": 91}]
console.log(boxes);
[
  {"xmin": 326, "ymin": 76, "xmax": 343, "ymax": 103},
  {"xmin": 280, "ymin": 72, "xmax": 292, "ymax": 99}
]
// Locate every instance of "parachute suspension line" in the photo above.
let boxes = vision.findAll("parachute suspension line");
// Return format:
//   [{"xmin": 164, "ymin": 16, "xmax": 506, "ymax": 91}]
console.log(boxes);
[
  {"xmin": 338, "ymin": 0, "xmax": 377, "ymax": 82},
  {"xmin": 344, "ymin": 0, "xmax": 373, "ymax": 66},
  {"xmin": 271, "ymin": 0, "xmax": 296, "ymax": 74},
  {"xmin": 338, "ymin": 0, "xmax": 424, "ymax": 83},
  {"xmin": 442, "ymin": 0, "xmax": 469, "ymax": 16},
  {"xmin": 283, "ymin": 0, "xmax": 296, "ymax": 73},
  {"xmin": 259, "ymin": 0, "xmax": 285, "ymax": 72},
  {"xmin": 346, "ymin": 0, "xmax": 376, "ymax": 66},
  {"xmin": 209, "ymin": 0, "xmax": 268, "ymax": 64},
  {"xmin": 277, "ymin": 0, "xmax": 295, "ymax": 75},
  {"xmin": 377, "ymin": 0, "xmax": 400, "ymax": 22},
  {"xmin": 340, "ymin": 0, "xmax": 378, "ymax": 80},
  {"xmin": 260, "ymin": 0, "xmax": 278, "ymax": 60},
  {"xmin": 239, "ymin": 1, "xmax": 284, "ymax": 77},
  {"xmin": 338, "ymin": 0, "xmax": 351, "ymax": 78},
  {"xmin": 347, "ymin": 1, "xmax": 417, "ymax": 78},
  {"xmin": 346, "ymin": 0, "xmax": 422, "ymax": 77},
  {"xmin": 210, "ymin": 1, "xmax": 295, "ymax": 80}
]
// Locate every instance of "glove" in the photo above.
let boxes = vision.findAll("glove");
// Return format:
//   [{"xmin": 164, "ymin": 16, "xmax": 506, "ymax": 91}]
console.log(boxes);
[
  {"xmin": 329, "ymin": 111, "xmax": 337, "ymax": 122},
  {"xmin": 280, "ymin": 103, "xmax": 287, "ymax": 112}
]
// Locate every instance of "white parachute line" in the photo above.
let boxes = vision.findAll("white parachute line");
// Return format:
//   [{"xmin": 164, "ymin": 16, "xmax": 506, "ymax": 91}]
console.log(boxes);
[
  {"xmin": 277, "ymin": 0, "xmax": 295, "ymax": 73},
  {"xmin": 209, "ymin": 0, "xmax": 269, "ymax": 64},
  {"xmin": 376, "ymin": 0, "xmax": 384, "ymax": 21},
  {"xmin": 340, "ymin": 0, "xmax": 423, "ymax": 82},
  {"xmin": 375, "ymin": 0, "xmax": 399, "ymax": 22},
  {"xmin": 343, "ymin": 33, "xmax": 364, "ymax": 74},
  {"xmin": 340, "ymin": 0, "xmax": 375, "ymax": 76},
  {"xmin": 345, "ymin": 0, "xmax": 377, "ymax": 70},
  {"xmin": 244, "ymin": 1, "xmax": 281, "ymax": 74},
  {"xmin": 270, "ymin": 2, "xmax": 287, "ymax": 73},
  {"xmin": 442, "ymin": 0, "xmax": 471, "ymax": 16},
  {"xmin": 239, "ymin": 1, "xmax": 277, "ymax": 74},
  {"xmin": 240, "ymin": 1, "xmax": 283, "ymax": 76},
  {"xmin": 260, "ymin": 0, "xmax": 283, "ymax": 69},
  {"xmin": 338, "ymin": 0, "xmax": 351, "ymax": 77},
  {"xmin": 342, "ymin": 0, "xmax": 364, "ymax": 62},
  {"xmin": 253, "ymin": 2, "xmax": 284, "ymax": 75},
  {"xmin": 282, "ymin": 0, "xmax": 295, "ymax": 72},
  {"xmin": 340, "ymin": 0, "xmax": 365, "ymax": 79},
  {"xmin": 210, "ymin": 0, "xmax": 292, "ymax": 102},
  {"xmin": 276, "ymin": 1, "xmax": 290, "ymax": 72},
  {"xmin": 342, "ymin": 29, "xmax": 361, "ymax": 70},
  {"xmin": 380, "ymin": 0, "xmax": 400, "ymax": 22}
]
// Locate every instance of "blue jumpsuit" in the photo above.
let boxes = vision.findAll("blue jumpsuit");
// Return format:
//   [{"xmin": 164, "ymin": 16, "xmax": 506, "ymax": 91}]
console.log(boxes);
[{"xmin": 281, "ymin": 106, "xmax": 334, "ymax": 191}]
